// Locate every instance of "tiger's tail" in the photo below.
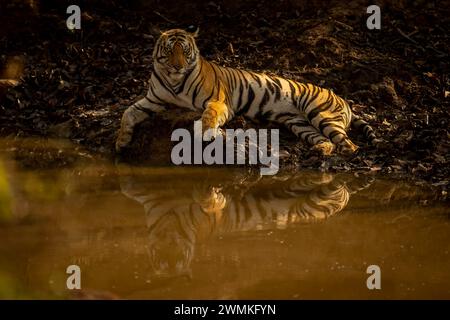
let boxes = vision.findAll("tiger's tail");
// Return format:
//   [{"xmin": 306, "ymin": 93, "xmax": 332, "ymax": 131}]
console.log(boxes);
[
  {"xmin": 345, "ymin": 176, "xmax": 375, "ymax": 195},
  {"xmin": 332, "ymin": 174, "xmax": 374, "ymax": 195},
  {"xmin": 351, "ymin": 114, "xmax": 380, "ymax": 145}
]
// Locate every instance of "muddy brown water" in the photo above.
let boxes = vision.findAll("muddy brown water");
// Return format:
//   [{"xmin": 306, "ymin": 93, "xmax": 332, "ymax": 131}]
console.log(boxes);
[{"xmin": 0, "ymin": 138, "xmax": 449, "ymax": 299}]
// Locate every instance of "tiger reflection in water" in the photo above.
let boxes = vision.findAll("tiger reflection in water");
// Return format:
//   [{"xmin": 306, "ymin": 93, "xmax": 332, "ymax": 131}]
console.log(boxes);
[{"xmin": 119, "ymin": 169, "xmax": 373, "ymax": 278}]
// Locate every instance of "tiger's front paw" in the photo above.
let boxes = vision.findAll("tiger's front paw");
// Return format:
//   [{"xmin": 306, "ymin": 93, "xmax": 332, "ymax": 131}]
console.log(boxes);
[
  {"xmin": 201, "ymin": 109, "xmax": 218, "ymax": 129},
  {"xmin": 199, "ymin": 112, "xmax": 224, "ymax": 140},
  {"xmin": 115, "ymin": 132, "xmax": 132, "ymax": 153}
]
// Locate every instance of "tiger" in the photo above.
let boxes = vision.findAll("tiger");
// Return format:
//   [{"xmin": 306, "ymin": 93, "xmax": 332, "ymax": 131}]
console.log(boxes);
[
  {"xmin": 116, "ymin": 28, "xmax": 379, "ymax": 156},
  {"xmin": 118, "ymin": 168, "xmax": 374, "ymax": 278}
]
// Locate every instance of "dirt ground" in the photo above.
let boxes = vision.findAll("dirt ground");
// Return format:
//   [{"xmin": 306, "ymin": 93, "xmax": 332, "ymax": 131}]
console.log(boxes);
[{"xmin": 0, "ymin": 0, "xmax": 449, "ymax": 193}]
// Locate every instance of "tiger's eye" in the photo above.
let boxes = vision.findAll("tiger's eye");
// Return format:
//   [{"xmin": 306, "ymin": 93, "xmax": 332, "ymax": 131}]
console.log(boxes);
[{"xmin": 157, "ymin": 56, "xmax": 168, "ymax": 63}]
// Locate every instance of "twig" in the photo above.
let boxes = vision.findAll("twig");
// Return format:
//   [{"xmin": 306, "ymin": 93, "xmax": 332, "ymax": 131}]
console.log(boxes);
[
  {"xmin": 352, "ymin": 61, "xmax": 378, "ymax": 74},
  {"xmin": 334, "ymin": 20, "xmax": 353, "ymax": 31},
  {"xmin": 391, "ymin": 29, "xmax": 418, "ymax": 45},
  {"xmin": 425, "ymin": 45, "xmax": 447, "ymax": 58},
  {"xmin": 396, "ymin": 28, "xmax": 420, "ymax": 45},
  {"xmin": 395, "ymin": 28, "xmax": 446, "ymax": 57},
  {"xmin": 154, "ymin": 11, "xmax": 176, "ymax": 24},
  {"xmin": 297, "ymin": 21, "xmax": 324, "ymax": 34}
]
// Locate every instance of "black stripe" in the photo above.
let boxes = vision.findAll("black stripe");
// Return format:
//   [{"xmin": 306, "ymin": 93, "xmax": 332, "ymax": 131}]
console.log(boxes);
[
  {"xmin": 144, "ymin": 95, "xmax": 165, "ymax": 107},
  {"xmin": 230, "ymin": 69, "xmax": 237, "ymax": 90},
  {"xmin": 228, "ymin": 69, "xmax": 237, "ymax": 92},
  {"xmin": 329, "ymin": 130, "xmax": 344, "ymax": 141},
  {"xmin": 237, "ymin": 70, "xmax": 249, "ymax": 89},
  {"xmin": 303, "ymin": 132, "xmax": 317, "ymax": 143},
  {"xmin": 274, "ymin": 112, "xmax": 298, "ymax": 122},
  {"xmin": 305, "ymin": 85, "xmax": 321, "ymax": 110},
  {"xmin": 148, "ymin": 82, "xmax": 166, "ymax": 103},
  {"xmin": 255, "ymin": 90, "xmax": 271, "ymax": 120},
  {"xmin": 293, "ymin": 82, "xmax": 303, "ymax": 106},
  {"xmin": 307, "ymin": 94, "xmax": 333, "ymax": 122},
  {"xmin": 298, "ymin": 85, "xmax": 312, "ymax": 111},
  {"xmin": 175, "ymin": 67, "xmax": 195, "ymax": 94},
  {"xmin": 255, "ymin": 198, "xmax": 268, "ymax": 220},
  {"xmin": 235, "ymin": 199, "xmax": 241, "ymax": 227},
  {"xmin": 192, "ymin": 76, "xmax": 205, "ymax": 108},
  {"xmin": 210, "ymin": 63, "xmax": 220, "ymax": 92},
  {"xmin": 250, "ymin": 72, "xmax": 262, "ymax": 87},
  {"xmin": 305, "ymin": 198, "xmax": 328, "ymax": 214},
  {"xmin": 259, "ymin": 89, "xmax": 271, "ymax": 111},
  {"xmin": 236, "ymin": 85, "xmax": 255, "ymax": 116},
  {"xmin": 237, "ymin": 78, "xmax": 244, "ymax": 110},
  {"xmin": 273, "ymin": 80, "xmax": 281, "ymax": 101},
  {"xmin": 133, "ymin": 103, "xmax": 154, "ymax": 116},
  {"xmin": 221, "ymin": 68, "xmax": 231, "ymax": 89},
  {"xmin": 152, "ymin": 67, "xmax": 176, "ymax": 97},
  {"xmin": 187, "ymin": 61, "xmax": 203, "ymax": 94},
  {"xmin": 273, "ymin": 77, "xmax": 283, "ymax": 89},
  {"xmin": 287, "ymin": 119, "xmax": 310, "ymax": 127},
  {"xmin": 266, "ymin": 78, "xmax": 275, "ymax": 95},
  {"xmin": 240, "ymin": 197, "xmax": 253, "ymax": 221},
  {"xmin": 287, "ymin": 80, "xmax": 297, "ymax": 103},
  {"xmin": 175, "ymin": 34, "xmax": 187, "ymax": 40},
  {"xmin": 202, "ymin": 86, "xmax": 215, "ymax": 109},
  {"xmin": 319, "ymin": 116, "xmax": 343, "ymax": 132}
]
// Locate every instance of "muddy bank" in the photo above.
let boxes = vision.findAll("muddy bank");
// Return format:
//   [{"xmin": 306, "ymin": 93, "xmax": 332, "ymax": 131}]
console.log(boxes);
[{"xmin": 0, "ymin": 0, "xmax": 449, "ymax": 191}]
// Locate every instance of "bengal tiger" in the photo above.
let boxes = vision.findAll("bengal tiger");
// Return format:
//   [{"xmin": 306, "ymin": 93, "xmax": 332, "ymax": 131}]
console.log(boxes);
[
  {"xmin": 118, "ymin": 169, "xmax": 374, "ymax": 277},
  {"xmin": 116, "ymin": 28, "xmax": 379, "ymax": 156}
]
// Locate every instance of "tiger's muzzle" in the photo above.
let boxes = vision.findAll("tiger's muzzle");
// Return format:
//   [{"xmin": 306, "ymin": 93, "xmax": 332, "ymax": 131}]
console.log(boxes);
[{"xmin": 168, "ymin": 43, "xmax": 188, "ymax": 74}]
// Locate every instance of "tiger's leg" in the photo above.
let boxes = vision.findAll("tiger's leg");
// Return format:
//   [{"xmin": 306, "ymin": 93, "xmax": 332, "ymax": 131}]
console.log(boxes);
[
  {"xmin": 116, "ymin": 97, "xmax": 165, "ymax": 152},
  {"xmin": 323, "ymin": 125, "xmax": 359, "ymax": 155},
  {"xmin": 305, "ymin": 90, "xmax": 359, "ymax": 155},
  {"xmin": 200, "ymin": 86, "xmax": 231, "ymax": 138},
  {"xmin": 201, "ymin": 100, "xmax": 230, "ymax": 138},
  {"xmin": 286, "ymin": 120, "xmax": 335, "ymax": 155},
  {"xmin": 305, "ymin": 109, "xmax": 357, "ymax": 155}
]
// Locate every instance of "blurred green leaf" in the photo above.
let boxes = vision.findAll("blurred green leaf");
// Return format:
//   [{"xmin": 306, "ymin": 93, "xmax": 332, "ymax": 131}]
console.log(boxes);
[{"xmin": 0, "ymin": 161, "xmax": 13, "ymax": 223}]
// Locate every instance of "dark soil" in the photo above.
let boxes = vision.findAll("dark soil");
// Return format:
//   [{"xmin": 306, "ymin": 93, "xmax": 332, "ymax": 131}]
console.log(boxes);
[{"xmin": 0, "ymin": 0, "xmax": 449, "ymax": 193}]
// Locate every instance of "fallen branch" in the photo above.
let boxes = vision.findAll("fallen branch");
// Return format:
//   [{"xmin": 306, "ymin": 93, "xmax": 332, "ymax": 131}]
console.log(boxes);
[
  {"xmin": 154, "ymin": 11, "xmax": 176, "ymax": 24},
  {"xmin": 396, "ymin": 28, "xmax": 421, "ymax": 46}
]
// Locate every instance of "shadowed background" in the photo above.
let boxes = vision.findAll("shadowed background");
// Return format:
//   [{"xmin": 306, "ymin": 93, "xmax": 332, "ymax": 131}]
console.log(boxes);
[{"xmin": 0, "ymin": 0, "xmax": 448, "ymax": 186}]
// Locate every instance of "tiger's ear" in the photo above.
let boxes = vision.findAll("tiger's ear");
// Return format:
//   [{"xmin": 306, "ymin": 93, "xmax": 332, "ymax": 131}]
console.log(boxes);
[{"xmin": 187, "ymin": 25, "xmax": 199, "ymax": 38}]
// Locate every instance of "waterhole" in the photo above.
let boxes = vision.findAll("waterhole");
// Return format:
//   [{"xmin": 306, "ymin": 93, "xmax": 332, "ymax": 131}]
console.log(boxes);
[{"xmin": 0, "ymin": 138, "xmax": 448, "ymax": 299}]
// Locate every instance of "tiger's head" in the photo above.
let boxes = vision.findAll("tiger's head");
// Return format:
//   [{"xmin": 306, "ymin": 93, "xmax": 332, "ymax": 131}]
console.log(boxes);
[
  {"xmin": 146, "ymin": 210, "xmax": 196, "ymax": 278},
  {"xmin": 145, "ymin": 185, "xmax": 225, "ymax": 279},
  {"xmin": 153, "ymin": 28, "xmax": 200, "ymax": 82}
]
